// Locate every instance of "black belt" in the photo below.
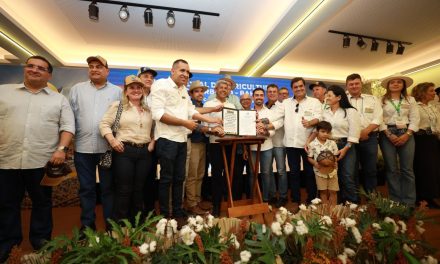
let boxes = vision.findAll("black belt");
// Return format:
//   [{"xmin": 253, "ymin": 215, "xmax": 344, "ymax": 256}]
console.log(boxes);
[
  {"xmin": 332, "ymin": 138, "xmax": 347, "ymax": 143},
  {"xmin": 414, "ymin": 128, "xmax": 433, "ymax": 135},
  {"xmin": 122, "ymin": 141, "xmax": 148, "ymax": 148}
]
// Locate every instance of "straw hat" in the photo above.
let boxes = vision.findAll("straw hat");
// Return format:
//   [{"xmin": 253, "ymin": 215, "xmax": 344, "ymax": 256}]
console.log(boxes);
[
  {"xmin": 316, "ymin": 150, "xmax": 336, "ymax": 174},
  {"xmin": 219, "ymin": 74, "xmax": 237, "ymax": 89},
  {"xmin": 381, "ymin": 74, "xmax": 413, "ymax": 88},
  {"xmin": 189, "ymin": 80, "xmax": 208, "ymax": 93}
]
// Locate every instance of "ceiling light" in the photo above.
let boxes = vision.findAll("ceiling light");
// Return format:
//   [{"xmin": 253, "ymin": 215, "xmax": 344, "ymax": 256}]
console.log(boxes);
[
  {"xmin": 343, "ymin": 35, "xmax": 350, "ymax": 48},
  {"xmin": 144, "ymin": 8, "xmax": 153, "ymax": 25},
  {"xmin": 371, "ymin": 39, "xmax": 378, "ymax": 51},
  {"xmin": 357, "ymin": 37, "xmax": 366, "ymax": 49},
  {"xmin": 396, "ymin": 42, "xmax": 405, "ymax": 55},
  {"xmin": 88, "ymin": 1, "xmax": 99, "ymax": 21},
  {"xmin": 386, "ymin": 41, "xmax": 394, "ymax": 54},
  {"xmin": 166, "ymin": 10, "xmax": 175, "ymax": 27},
  {"xmin": 193, "ymin": 13, "xmax": 201, "ymax": 30},
  {"xmin": 119, "ymin": 5, "xmax": 129, "ymax": 22}
]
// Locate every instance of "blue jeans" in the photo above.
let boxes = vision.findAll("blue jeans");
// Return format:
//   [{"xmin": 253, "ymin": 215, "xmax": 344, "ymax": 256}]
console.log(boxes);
[
  {"xmin": 272, "ymin": 147, "xmax": 288, "ymax": 199},
  {"xmin": 74, "ymin": 152, "xmax": 114, "ymax": 228},
  {"xmin": 286, "ymin": 147, "xmax": 317, "ymax": 203},
  {"xmin": 249, "ymin": 149, "xmax": 275, "ymax": 201},
  {"xmin": 379, "ymin": 132, "xmax": 416, "ymax": 206},
  {"xmin": 355, "ymin": 132, "xmax": 379, "ymax": 193},
  {"xmin": 0, "ymin": 168, "xmax": 52, "ymax": 257},
  {"xmin": 336, "ymin": 140, "xmax": 359, "ymax": 203},
  {"xmin": 156, "ymin": 138, "xmax": 187, "ymax": 218}
]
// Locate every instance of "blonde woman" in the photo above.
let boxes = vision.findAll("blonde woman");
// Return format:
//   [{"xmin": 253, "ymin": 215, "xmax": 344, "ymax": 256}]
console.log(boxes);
[
  {"xmin": 100, "ymin": 75, "xmax": 154, "ymax": 223},
  {"xmin": 411, "ymin": 82, "xmax": 440, "ymax": 208}
]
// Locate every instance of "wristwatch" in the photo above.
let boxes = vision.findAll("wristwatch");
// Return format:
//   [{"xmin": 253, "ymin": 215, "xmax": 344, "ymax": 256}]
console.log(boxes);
[
  {"xmin": 345, "ymin": 142, "xmax": 352, "ymax": 148},
  {"xmin": 56, "ymin": 146, "xmax": 69, "ymax": 153},
  {"xmin": 208, "ymin": 127, "xmax": 212, "ymax": 133}
]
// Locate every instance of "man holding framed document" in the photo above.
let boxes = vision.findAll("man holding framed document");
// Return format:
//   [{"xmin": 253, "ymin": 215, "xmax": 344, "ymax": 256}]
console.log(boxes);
[{"xmin": 204, "ymin": 80, "xmax": 240, "ymax": 216}]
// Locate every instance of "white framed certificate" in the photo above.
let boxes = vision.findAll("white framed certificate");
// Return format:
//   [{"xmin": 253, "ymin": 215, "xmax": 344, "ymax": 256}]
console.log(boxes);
[{"xmin": 222, "ymin": 108, "xmax": 256, "ymax": 136}]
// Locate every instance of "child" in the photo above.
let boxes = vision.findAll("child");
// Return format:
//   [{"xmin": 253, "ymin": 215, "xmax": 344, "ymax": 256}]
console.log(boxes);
[{"xmin": 307, "ymin": 121, "xmax": 339, "ymax": 206}]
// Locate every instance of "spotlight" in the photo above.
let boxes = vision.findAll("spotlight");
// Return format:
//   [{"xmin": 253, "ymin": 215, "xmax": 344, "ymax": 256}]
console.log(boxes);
[
  {"xmin": 192, "ymin": 13, "xmax": 201, "ymax": 30},
  {"xmin": 166, "ymin": 10, "xmax": 175, "ymax": 27},
  {"xmin": 144, "ymin": 8, "xmax": 153, "ymax": 25},
  {"xmin": 396, "ymin": 42, "xmax": 405, "ymax": 55},
  {"xmin": 88, "ymin": 1, "xmax": 99, "ymax": 21},
  {"xmin": 386, "ymin": 41, "xmax": 394, "ymax": 54},
  {"xmin": 357, "ymin": 37, "xmax": 367, "ymax": 49},
  {"xmin": 371, "ymin": 39, "xmax": 379, "ymax": 51},
  {"xmin": 119, "ymin": 5, "xmax": 129, "ymax": 22},
  {"xmin": 343, "ymin": 35, "xmax": 350, "ymax": 48}
]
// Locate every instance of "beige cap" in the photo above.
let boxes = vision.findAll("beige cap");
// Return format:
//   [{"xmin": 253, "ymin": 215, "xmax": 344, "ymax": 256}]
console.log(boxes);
[
  {"xmin": 124, "ymin": 75, "xmax": 145, "ymax": 87},
  {"xmin": 86, "ymin": 55, "xmax": 108, "ymax": 68}
]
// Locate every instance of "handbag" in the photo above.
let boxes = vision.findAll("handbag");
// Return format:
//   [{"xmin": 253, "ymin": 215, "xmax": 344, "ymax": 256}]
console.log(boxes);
[{"xmin": 99, "ymin": 101, "xmax": 124, "ymax": 169}]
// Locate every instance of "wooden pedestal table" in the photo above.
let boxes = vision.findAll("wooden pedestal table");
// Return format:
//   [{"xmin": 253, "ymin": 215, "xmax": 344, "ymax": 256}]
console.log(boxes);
[{"xmin": 215, "ymin": 136, "xmax": 270, "ymax": 220}]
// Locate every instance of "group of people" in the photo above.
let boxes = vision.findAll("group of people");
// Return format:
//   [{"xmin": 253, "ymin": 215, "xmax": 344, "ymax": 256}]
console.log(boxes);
[{"xmin": 1, "ymin": 55, "xmax": 439, "ymax": 262}]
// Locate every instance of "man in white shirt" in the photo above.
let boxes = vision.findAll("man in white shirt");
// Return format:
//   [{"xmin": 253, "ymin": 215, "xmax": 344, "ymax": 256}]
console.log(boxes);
[
  {"xmin": 138, "ymin": 67, "xmax": 159, "ymax": 215},
  {"xmin": 309, "ymin": 81, "xmax": 327, "ymax": 104},
  {"xmin": 346, "ymin": 73, "xmax": 383, "ymax": 193},
  {"xmin": 150, "ymin": 59, "xmax": 221, "ymax": 222},
  {"xmin": 271, "ymin": 77, "xmax": 321, "ymax": 205},
  {"xmin": 265, "ymin": 84, "xmax": 288, "ymax": 208},
  {"xmin": 248, "ymin": 88, "xmax": 276, "ymax": 204}
]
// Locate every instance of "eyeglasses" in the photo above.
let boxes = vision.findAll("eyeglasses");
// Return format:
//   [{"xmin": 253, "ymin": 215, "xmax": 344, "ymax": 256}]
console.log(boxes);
[
  {"xmin": 25, "ymin": 64, "xmax": 49, "ymax": 72},
  {"xmin": 295, "ymin": 103, "xmax": 299, "ymax": 113}
]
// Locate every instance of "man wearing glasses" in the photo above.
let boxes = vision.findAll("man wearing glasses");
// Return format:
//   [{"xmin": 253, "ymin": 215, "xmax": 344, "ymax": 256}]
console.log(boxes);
[
  {"xmin": 0, "ymin": 56, "xmax": 75, "ymax": 262},
  {"xmin": 270, "ymin": 77, "xmax": 321, "ymax": 208},
  {"xmin": 68, "ymin": 56, "xmax": 122, "ymax": 232}
]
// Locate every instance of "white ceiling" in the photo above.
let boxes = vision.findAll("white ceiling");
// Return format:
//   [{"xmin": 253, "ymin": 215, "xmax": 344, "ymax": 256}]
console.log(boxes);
[{"xmin": 1, "ymin": 0, "xmax": 440, "ymax": 82}]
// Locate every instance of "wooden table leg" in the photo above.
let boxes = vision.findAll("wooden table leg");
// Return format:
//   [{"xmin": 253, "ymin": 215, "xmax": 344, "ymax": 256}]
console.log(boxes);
[
  {"xmin": 248, "ymin": 143, "xmax": 263, "ymax": 203},
  {"xmin": 220, "ymin": 144, "xmax": 234, "ymax": 207}
]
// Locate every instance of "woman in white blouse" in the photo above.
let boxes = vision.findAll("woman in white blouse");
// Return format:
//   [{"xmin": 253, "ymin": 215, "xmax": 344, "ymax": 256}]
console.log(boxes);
[
  {"xmin": 411, "ymin": 82, "xmax": 440, "ymax": 208},
  {"xmin": 100, "ymin": 75, "xmax": 154, "ymax": 223},
  {"xmin": 379, "ymin": 75, "xmax": 419, "ymax": 206},
  {"xmin": 321, "ymin": 85, "xmax": 361, "ymax": 203}
]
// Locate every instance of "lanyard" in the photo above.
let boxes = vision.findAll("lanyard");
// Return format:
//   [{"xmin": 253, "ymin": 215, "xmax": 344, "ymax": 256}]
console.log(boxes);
[{"xmin": 389, "ymin": 98, "xmax": 403, "ymax": 116}]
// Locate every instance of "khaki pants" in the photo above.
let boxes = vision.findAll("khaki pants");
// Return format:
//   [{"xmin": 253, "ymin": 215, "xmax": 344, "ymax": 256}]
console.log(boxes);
[{"xmin": 185, "ymin": 142, "xmax": 206, "ymax": 207}]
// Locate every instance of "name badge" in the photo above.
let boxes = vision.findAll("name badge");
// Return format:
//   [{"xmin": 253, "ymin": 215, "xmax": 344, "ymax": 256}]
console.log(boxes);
[
  {"xmin": 304, "ymin": 110, "xmax": 313, "ymax": 117},
  {"xmin": 364, "ymin": 107, "xmax": 374, "ymax": 113},
  {"xmin": 401, "ymin": 104, "xmax": 410, "ymax": 109},
  {"xmin": 395, "ymin": 116, "xmax": 406, "ymax": 129}
]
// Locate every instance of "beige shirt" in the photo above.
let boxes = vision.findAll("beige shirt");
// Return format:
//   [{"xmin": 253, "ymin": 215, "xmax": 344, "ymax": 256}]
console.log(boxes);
[
  {"xmin": 349, "ymin": 94, "xmax": 383, "ymax": 130},
  {"xmin": 417, "ymin": 102, "xmax": 440, "ymax": 134},
  {"xmin": 151, "ymin": 77, "xmax": 198, "ymax": 143},
  {"xmin": 380, "ymin": 96, "xmax": 420, "ymax": 132},
  {"xmin": 0, "ymin": 83, "xmax": 75, "ymax": 169},
  {"xmin": 322, "ymin": 107, "xmax": 361, "ymax": 143},
  {"xmin": 100, "ymin": 101, "xmax": 152, "ymax": 144}
]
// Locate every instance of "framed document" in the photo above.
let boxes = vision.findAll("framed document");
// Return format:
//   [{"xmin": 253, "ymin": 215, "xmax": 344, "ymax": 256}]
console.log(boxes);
[{"xmin": 222, "ymin": 107, "xmax": 256, "ymax": 136}]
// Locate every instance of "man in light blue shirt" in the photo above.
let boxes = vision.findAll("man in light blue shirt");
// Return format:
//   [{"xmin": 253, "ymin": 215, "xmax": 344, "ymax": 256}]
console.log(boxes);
[{"xmin": 68, "ymin": 56, "xmax": 121, "ymax": 231}]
